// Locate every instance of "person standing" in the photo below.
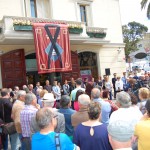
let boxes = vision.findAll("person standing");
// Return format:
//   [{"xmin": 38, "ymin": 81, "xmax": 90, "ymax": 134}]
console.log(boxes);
[
  {"xmin": 115, "ymin": 76, "xmax": 124, "ymax": 94},
  {"xmin": 20, "ymin": 93, "xmax": 38, "ymax": 150},
  {"xmin": 31, "ymin": 93, "xmax": 65, "ymax": 134},
  {"xmin": 105, "ymin": 76, "xmax": 113, "ymax": 100},
  {"xmin": 52, "ymin": 81, "xmax": 61, "ymax": 108},
  {"xmin": 11, "ymin": 90, "xmax": 26, "ymax": 150},
  {"xmin": 122, "ymin": 72, "xmax": 128, "ymax": 91},
  {"xmin": 108, "ymin": 120, "xmax": 134, "ymax": 150},
  {"xmin": 71, "ymin": 94, "xmax": 90, "ymax": 129},
  {"xmin": 134, "ymin": 99, "xmax": 150, "ymax": 150},
  {"xmin": 44, "ymin": 80, "xmax": 52, "ymax": 93},
  {"xmin": 73, "ymin": 102, "xmax": 112, "ymax": 150},
  {"xmin": 32, "ymin": 108, "xmax": 75, "ymax": 150},
  {"xmin": 59, "ymin": 95, "xmax": 76, "ymax": 140},
  {"xmin": 112, "ymin": 73, "xmax": 117, "ymax": 99},
  {"xmin": 91, "ymin": 88, "xmax": 111, "ymax": 125},
  {"xmin": 63, "ymin": 80, "xmax": 70, "ymax": 95},
  {"xmin": 0, "ymin": 88, "xmax": 17, "ymax": 150},
  {"xmin": 70, "ymin": 78, "xmax": 85, "ymax": 109}
]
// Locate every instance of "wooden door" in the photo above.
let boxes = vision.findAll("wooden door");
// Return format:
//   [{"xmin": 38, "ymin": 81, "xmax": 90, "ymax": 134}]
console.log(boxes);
[
  {"xmin": 1, "ymin": 49, "xmax": 26, "ymax": 89},
  {"xmin": 62, "ymin": 51, "xmax": 80, "ymax": 82}
]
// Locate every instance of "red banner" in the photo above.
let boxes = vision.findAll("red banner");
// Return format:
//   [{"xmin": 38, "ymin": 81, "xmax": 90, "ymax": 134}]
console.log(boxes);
[{"xmin": 32, "ymin": 23, "xmax": 72, "ymax": 74}]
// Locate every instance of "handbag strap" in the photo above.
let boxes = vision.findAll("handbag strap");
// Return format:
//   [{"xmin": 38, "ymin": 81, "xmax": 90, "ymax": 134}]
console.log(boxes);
[
  {"xmin": 2, "ymin": 104, "xmax": 5, "ymax": 123},
  {"xmin": 55, "ymin": 133, "xmax": 61, "ymax": 150}
]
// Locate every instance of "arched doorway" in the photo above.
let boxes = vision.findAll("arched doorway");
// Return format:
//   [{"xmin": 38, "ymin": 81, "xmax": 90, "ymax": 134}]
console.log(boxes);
[{"xmin": 78, "ymin": 52, "xmax": 98, "ymax": 81}]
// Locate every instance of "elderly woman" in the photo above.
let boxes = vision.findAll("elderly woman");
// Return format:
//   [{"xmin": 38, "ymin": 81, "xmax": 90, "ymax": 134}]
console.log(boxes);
[
  {"xmin": 32, "ymin": 107, "xmax": 75, "ymax": 150},
  {"xmin": 73, "ymin": 102, "xmax": 112, "ymax": 150},
  {"xmin": 138, "ymin": 87, "xmax": 150, "ymax": 114},
  {"xmin": 134, "ymin": 99, "xmax": 150, "ymax": 150}
]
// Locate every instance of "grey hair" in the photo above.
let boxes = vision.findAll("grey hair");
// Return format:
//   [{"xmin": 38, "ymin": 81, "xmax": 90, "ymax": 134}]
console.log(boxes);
[
  {"xmin": 36, "ymin": 107, "xmax": 53, "ymax": 129},
  {"xmin": 116, "ymin": 91, "xmax": 131, "ymax": 108},
  {"xmin": 78, "ymin": 94, "xmax": 91, "ymax": 105},
  {"xmin": 25, "ymin": 93, "xmax": 36, "ymax": 105},
  {"xmin": 91, "ymin": 88, "xmax": 100, "ymax": 99},
  {"xmin": 16, "ymin": 90, "xmax": 26, "ymax": 99}
]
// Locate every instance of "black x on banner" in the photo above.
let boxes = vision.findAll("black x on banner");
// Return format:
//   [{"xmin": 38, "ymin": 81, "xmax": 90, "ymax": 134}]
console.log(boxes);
[{"xmin": 44, "ymin": 24, "xmax": 63, "ymax": 69}]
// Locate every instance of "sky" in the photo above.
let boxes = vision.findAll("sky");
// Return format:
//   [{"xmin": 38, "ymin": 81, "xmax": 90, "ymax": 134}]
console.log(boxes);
[{"xmin": 119, "ymin": 0, "xmax": 150, "ymax": 31}]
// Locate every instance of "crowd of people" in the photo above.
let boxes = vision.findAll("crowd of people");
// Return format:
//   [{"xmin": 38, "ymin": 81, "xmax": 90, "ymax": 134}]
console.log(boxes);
[{"xmin": 0, "ymin": 71, "xmax": 150, "ymax": 150}]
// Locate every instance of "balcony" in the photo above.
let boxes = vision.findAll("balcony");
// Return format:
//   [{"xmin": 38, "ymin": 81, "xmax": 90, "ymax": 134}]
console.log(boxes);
[{"xmin": 0, "ymin": 16, "xmax": 109, "ymax": 45}]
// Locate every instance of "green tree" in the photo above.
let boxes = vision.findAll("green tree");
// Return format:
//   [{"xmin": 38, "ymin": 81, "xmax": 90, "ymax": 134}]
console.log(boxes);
[
  {"xmin": 122, "ymin": 21, "xmax": 148, "ymax": 57},
  {"xmin": 141, "ymin": 0, "xmax": 150, "ymax": 19}
]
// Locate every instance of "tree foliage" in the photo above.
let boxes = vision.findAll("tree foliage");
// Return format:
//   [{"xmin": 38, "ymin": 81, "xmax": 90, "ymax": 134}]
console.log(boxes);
[
  {"xmin": 122, "ymin": 21, "xmax": 148, "ymax": 56},
  {"xmin": 141, "ymin": 0, "xmax": 150, "ymax": 19}
]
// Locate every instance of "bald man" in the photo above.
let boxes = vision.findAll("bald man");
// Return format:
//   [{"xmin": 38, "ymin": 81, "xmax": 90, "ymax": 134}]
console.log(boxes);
[{"xmin": 71, "ymin": 94, "xmax": 91, "ymax": 129}]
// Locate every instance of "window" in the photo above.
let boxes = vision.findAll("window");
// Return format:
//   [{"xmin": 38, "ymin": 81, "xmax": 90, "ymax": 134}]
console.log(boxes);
[
  {"xmin": 30, "ymin": 0, "xmax": 37, "ymax": 17},
  {"xmin": 24, "ymin": 0, "xmax": 50, "ymax": 18},
  {"xmin": 80, "ymin": 5, "xmax": 87, "ymax": 24}
]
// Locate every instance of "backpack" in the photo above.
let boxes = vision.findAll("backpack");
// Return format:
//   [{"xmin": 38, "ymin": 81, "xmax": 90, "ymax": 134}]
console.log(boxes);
[{"xmin": 55, "ymin": 133, "xmax": 61, "ymax": 150}]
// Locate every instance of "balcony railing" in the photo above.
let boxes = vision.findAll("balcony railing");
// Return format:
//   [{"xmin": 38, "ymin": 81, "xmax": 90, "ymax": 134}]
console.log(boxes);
[{"xmin": 0, "ymin": 16, "xmax": 107, "ymax": 39}]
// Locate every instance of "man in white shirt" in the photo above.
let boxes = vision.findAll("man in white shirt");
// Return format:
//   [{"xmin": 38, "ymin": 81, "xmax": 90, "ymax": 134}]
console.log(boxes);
[
  {"xmin": 115, "ymin": 76, "xmax": 123, "ymax": 93},
  {"xmin": 110, "ymin": 91, "xmax": 142, "ymax": 126}
]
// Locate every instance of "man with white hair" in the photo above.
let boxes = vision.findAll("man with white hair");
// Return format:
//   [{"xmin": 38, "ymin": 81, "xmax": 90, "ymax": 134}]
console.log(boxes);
[
  {"xmin": 108, "ymin": 120, "xmax": 134, "ymax": 150},
  {"xmin": 71, "ymin": 94, "xmax": 91, "ymax": 129},
  {"xmin": 20, "ymin": 93, "xmax": 39, "ymax": 150},
  {"xmin": 11, "ymin": 90, "xmax": 26, "ymax": 150},
  {"xmin": 31, "ymin": 93, "xmax": 65, "ymax": 134},
  {"xmin": 110, "ymin": 91, "xmax": 142, "ymax": 125}
]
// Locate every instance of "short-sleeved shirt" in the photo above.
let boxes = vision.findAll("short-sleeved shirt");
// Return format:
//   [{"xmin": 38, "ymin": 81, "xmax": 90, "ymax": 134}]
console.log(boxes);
[
  {"xmin": 71, "ymin": 87, "xmax": 85, "ymax": 101},
  {"xmin": 32, "ymin": 132, "xmax": 75, "ymax": 150},
  {"xmin": 20, "ymin": 105, "xmax": 38, "ymax": 137},
  {"xmin": 134, "ymin": 118, "xmax": 150, "ymax": 150},
  {"xmin": 73, "ymin": 123, "xmax": 112, "ymax": 150}
]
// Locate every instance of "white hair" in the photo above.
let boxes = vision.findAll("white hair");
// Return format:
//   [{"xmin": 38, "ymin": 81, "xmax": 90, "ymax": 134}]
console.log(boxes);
[
  {"xmin": 78, "ymin": 94, "xmax": 91, "ymax": 106},
  {"xmin": 16, "ymin": 90, "xmax": 26, "ymax": 99}
]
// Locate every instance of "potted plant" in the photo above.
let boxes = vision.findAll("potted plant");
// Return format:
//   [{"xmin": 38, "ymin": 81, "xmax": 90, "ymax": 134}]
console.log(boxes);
[
  {"xmin": 86, "ymin": 31, "xmax": 106, "ymax": 38},
  {"xmin": 68, "ymin": 24, "xmax": 83, "ymax": 34},
  {"xmin": 13, "ymin": 19, "xmax": 32, "ymax": 31}
]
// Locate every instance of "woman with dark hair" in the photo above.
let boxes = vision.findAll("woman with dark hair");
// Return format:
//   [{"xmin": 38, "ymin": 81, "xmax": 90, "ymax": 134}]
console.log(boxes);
[
  {"xmin": 101, "ymin": 90, "xmax": 118, "ymax": 112},
  {"xmin": 73, "ymin": 102, "xmax": 112, "ymax": 150},
  {"xmin": 85, "ymin": 82, "xmax": 93, "ymax": 98},
  {"xmin": 128, "ymin": 92, "xmax": 143, "ymax": 121},
  {"xmin": 74, "ymin": 90, "xmax": 85, "ymax": 111},
  {"xmin": 134, "ymin": 99, "xmax": 150, "ymax": 150}
]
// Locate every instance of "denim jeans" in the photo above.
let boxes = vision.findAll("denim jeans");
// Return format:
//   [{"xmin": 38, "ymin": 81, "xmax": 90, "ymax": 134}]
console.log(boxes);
[
  {"xmin": 1, "ymin": 134, "xmax": 8, "ymax": 150},
  {"xmin": 22, "ymin": 137, "xmax": 31, "ymax": 150},
  {"xmin": 10, "ymin": 133, "xmax": 21, "ymax": 150},
  {"xmin": 19, "ymin": 134, "xmax": 26, "ymax": 150}
]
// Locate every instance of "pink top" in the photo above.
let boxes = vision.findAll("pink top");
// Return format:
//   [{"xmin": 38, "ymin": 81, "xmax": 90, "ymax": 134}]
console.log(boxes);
[{"xmin": 74, "ymin": 101, "xmax": 79, "ymax": 111}]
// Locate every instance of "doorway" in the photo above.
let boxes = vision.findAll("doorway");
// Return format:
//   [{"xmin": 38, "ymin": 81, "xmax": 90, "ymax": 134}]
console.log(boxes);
[{"xmin": 78, "ymin": 52, "xmax": 98, "ymax": 81}]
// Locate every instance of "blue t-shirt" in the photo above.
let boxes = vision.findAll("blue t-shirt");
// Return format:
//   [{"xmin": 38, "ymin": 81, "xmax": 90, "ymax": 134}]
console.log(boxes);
[
  {"xmin": 73, "ymin": 123, "xmax": 112, "ymax": 150},
  {"xmin": 32, "ymin": 132, "xmax": 75, "ymax": 150},
  {"xmin": 58, "ymin": 108, "xmax": 76, "ymax": 136}
]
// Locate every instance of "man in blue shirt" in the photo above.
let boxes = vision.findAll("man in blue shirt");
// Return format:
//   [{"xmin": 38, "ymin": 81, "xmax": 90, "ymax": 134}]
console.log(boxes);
[
  {"xmin": 91, "ymin": 88, "xmax": 111, "ymax": 125},
  {"xmin": 59, "ymin": 95, "xmax": 76, "ymax": 139},
  {"xmin": 32, "ymin": 107, "xmax": 75, "ymax": 150}
]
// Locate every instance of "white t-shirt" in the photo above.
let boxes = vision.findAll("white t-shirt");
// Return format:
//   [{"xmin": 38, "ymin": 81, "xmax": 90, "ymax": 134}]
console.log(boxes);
[
  {"xmin": 115, "ymin": 80, "xmax": 123, "ymax": 91},
  {"xmin": 109, "ymin": 107, "xmax": 143, "ymax": 129}
]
